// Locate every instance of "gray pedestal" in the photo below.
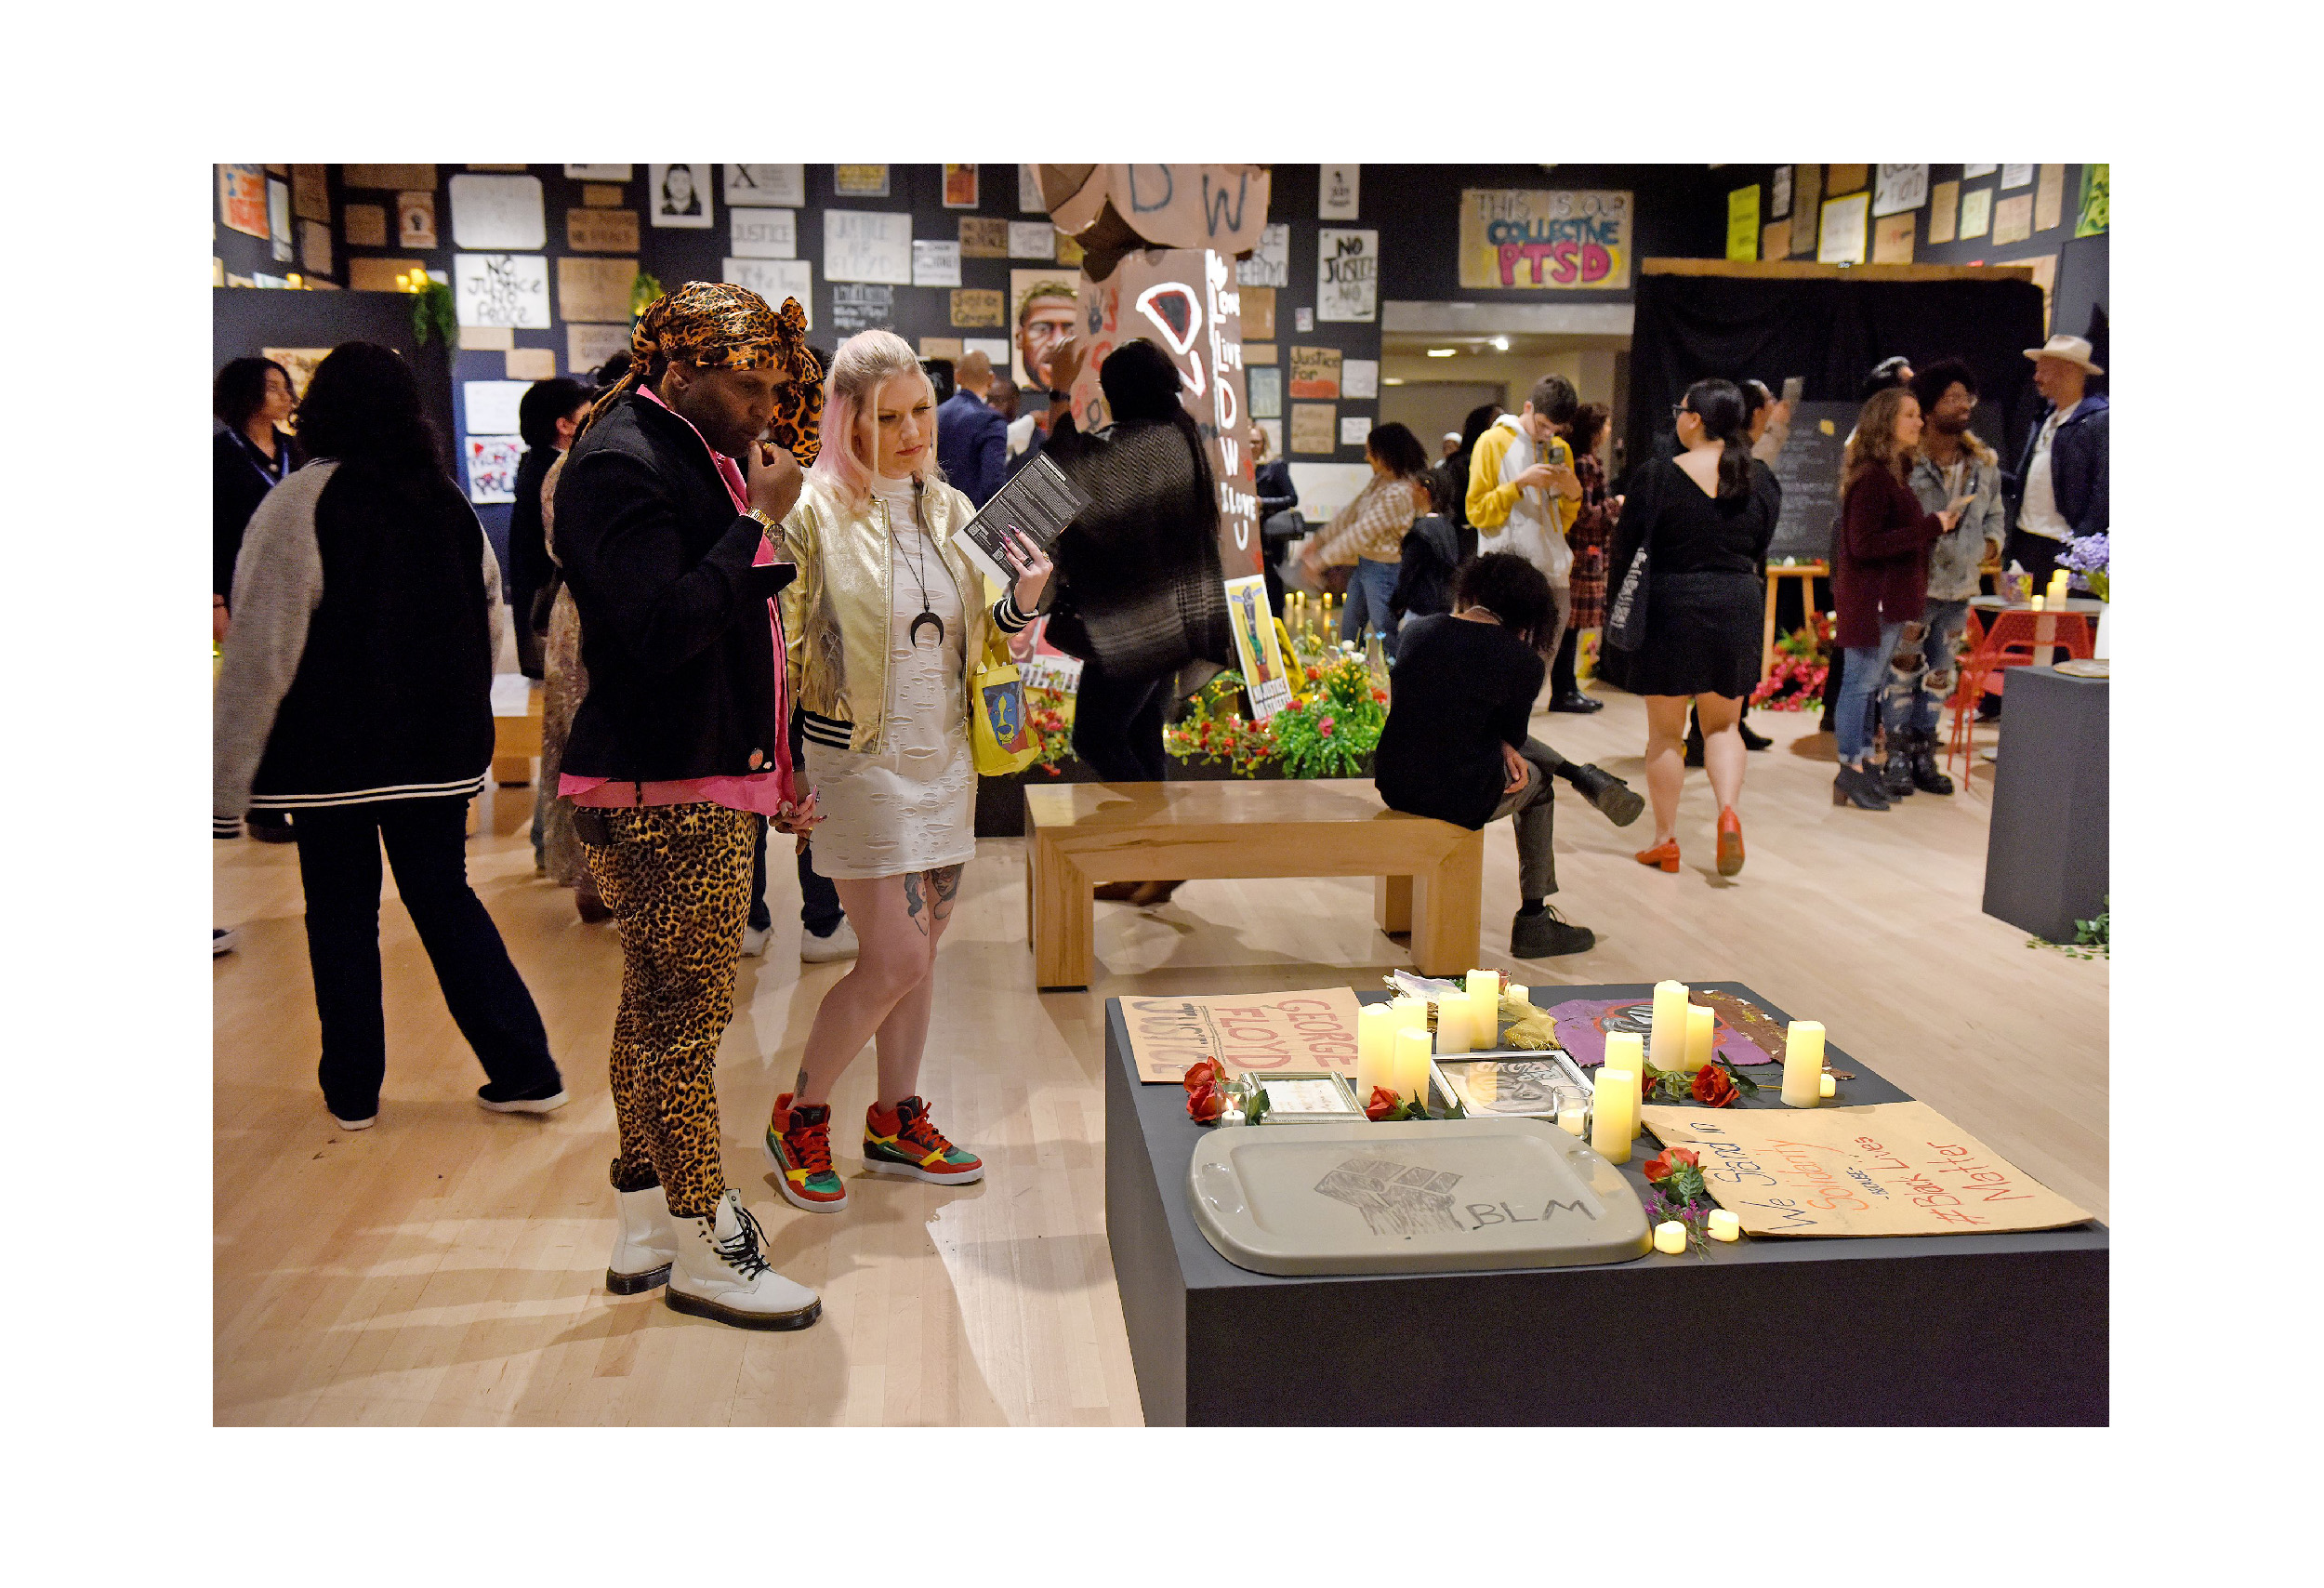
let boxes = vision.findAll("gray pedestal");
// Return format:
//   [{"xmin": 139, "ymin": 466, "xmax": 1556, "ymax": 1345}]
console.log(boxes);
[
  {"xmin": 1105, "ymin": 984, "xmax": 2107, "ymax": 1426},
  {"xmin": 1983, "ymin": 667, "xmax": 2109, "ymax": 943}
]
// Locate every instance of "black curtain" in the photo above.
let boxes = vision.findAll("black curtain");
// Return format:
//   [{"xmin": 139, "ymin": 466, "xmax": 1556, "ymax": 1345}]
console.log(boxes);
[{"xmin": 1620, "ymin": 273, "xmax": 2050, "ymax": 486}]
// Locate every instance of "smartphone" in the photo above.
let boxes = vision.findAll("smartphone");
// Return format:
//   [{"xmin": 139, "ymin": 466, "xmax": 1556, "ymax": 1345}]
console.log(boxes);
[{"xmin": 1780, "ymin": 376, "xmax": 1804, "ymax": 406}]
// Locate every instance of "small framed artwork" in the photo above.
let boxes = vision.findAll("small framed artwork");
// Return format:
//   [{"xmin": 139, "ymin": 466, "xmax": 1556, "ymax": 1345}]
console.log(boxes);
[{"xmin": 1251, "ymin": 1072, "xmax": 1364, "ymax": 1125}]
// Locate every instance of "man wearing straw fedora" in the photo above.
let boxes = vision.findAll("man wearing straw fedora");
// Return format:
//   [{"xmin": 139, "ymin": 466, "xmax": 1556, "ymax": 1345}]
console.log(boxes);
[{"xmin": 2002, "ymin": 334, "xmax": 2108, "ymax": 586}]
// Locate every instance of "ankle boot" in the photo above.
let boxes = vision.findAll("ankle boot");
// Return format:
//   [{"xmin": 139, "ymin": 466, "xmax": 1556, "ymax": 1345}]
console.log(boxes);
[
  {"xmin": 1908, "ymin": 730, "xmax": 1954, "ymax": 795},
  {"xmin": 1737, "ymin": 717, "xmax": 1774, "ymax": 751},
  {"xmin": 607, "ymin": 1186, "xmax": 679, "ymax": 1295},
  {"xmin": 665, "ymin": 1189, "xmax": 821, "ymax": 1330},
  {"xmin": 1880, "ymin": 739, "xmax": 1918, "ymax": 798},
  {"xmin": 1563, "ymin": 763, "xmax": 1645, "ymax": 827},
  {"xmin": 1833, "ymin": 763, "xmax": 1891, "ymax": 811}
]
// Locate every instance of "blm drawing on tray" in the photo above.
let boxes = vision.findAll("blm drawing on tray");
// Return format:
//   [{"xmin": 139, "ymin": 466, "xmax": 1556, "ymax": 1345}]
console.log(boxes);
[
  {"xmin": 1545, "ymin": 991, "xmax": 1787, "ymax": 1070},
  {"xmin": 1314, "ymin": 1158, "xmax": 1465, "ymax": 1237}
]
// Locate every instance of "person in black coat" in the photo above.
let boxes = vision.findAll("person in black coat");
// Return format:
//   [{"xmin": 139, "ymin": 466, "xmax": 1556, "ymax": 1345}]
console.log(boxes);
[
  {"xmin": 507, "ymin": 377, "xmax": 592, "ymax": 680},
  {"xmin": 211, "ymin": 342, "xmax": 561, "ymax": 1131},
  {"xmin": 213, "ymin": 355, "xmax": 304, "ymax": 842},
  {"xmin": 934, "ymin": 349, "xmax": 1009, "ymax": 506},
  {"xmin": 1388, "ymin": 467, "xmax": 1462, "ymax": 638}
]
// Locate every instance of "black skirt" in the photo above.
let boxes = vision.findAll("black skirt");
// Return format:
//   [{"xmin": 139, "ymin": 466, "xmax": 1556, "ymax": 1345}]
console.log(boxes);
[{"xmin": 1625, "ymin": 570, "xmax": 1763, "ymax": 699}]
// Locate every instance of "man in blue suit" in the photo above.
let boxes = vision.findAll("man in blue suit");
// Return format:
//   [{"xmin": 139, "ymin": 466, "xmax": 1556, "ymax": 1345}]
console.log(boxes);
[{"xmin": 936, "ymin": 349, "xmax": 1009, "ymax": 507}]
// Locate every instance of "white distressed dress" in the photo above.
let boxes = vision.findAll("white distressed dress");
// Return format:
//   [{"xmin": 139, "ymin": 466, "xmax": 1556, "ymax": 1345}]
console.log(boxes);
[{"xmin": 804, "ymin": 475, "xmax": 976, "ymax": 880}]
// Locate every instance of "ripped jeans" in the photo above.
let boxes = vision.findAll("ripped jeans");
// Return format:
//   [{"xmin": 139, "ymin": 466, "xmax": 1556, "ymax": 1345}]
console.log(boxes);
[{"xmin": 1878, "ymin": 599, "xmax": 1971, "ymax": 741}]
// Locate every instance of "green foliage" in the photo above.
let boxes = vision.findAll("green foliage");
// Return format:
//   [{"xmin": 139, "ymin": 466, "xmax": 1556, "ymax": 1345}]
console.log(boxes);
[
  {"xmin": 1266, "ymin": 654, "xmax": 1387, "ymax": 779},
  {"xmin": 630, "ymin": 270, "xmax": 664, "ymax": 319},
  {"xmin": 2027, "ymin": 897, "xmax": 2109, "ymax": 960},
  {"xmin": 410, "ymin": 280, "xmax": 458, "ymax": 351}
]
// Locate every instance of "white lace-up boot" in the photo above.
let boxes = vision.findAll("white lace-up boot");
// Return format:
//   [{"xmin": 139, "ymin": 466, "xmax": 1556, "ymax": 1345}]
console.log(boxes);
[
  {"xmin": 664, "ymin": 1190, "xmax": 821, "ymax": 1330},
  {"xmin": 606, "ymin": 1187, "xmax": 680, "ymax": 1295}
]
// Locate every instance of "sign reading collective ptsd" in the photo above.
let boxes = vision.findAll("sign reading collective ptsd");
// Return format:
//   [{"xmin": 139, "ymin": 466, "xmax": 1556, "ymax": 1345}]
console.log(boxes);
[{"xmin": 1459, "ymin": 190, "xmax": 1632, "ymax": 290}]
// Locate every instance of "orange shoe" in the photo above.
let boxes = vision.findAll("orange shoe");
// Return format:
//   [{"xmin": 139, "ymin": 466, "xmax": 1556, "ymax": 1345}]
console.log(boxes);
[
  {"xmin": 1715, "ymin": 808, "xmax": 1745, "ymax": 877},
  {"xmin": 1634, "ymin": 840, "xmax": 1680, "ymax": 873}
]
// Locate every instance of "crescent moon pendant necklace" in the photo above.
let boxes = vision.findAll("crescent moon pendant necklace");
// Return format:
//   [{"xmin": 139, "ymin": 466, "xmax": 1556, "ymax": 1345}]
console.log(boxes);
[{"xmin": 896, "ymin": 480, "xmax": 944, "ymax": 648}]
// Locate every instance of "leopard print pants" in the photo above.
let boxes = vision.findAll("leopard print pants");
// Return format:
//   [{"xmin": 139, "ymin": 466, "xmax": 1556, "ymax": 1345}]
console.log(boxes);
[{"xmin": 579, "ymin": 802, "xmax": 756, "ymax": 1217}]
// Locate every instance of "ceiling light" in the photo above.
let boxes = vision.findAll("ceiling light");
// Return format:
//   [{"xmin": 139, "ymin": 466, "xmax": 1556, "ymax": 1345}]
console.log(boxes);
[
  {"xmin": 1490, "ymin": 335, "xmax": 1510, "ymax": 351},
  {"xmin": 1382, "ymin": 377, "xmax": 1405, "ymax": 386},
  {"xmin": 1426, "ymin": 348, "xmax": 1456, "ymax": 358}
]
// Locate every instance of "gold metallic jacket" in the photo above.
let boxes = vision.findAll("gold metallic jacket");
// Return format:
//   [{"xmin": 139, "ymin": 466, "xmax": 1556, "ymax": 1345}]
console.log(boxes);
[{"xmin": 779, "ymin": 474, "xmax": 1003, "ymax": 755}]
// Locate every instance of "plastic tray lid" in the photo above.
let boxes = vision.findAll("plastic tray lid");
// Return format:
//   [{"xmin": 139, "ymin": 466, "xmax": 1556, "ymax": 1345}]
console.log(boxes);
[{"xmin": 1188, "ymin": 1117, "xmax": 1653, "ymax": 1277}]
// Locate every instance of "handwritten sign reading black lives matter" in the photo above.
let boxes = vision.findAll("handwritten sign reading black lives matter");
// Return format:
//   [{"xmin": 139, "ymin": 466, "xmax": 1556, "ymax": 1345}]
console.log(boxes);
[
  {"xmin": 1122, "ymin": 988, "xmax": 1363, "ymax": 1083},
  {"xmin": 1641, "ymin": 1102, "xmax": 2092, "ymax": 1237}
]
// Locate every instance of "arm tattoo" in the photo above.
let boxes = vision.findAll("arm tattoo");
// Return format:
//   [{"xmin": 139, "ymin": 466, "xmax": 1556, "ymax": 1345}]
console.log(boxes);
[
  {"xmin": 794, "ymin": 1066, "xmax": 809, "ymax": 1098},
  {"xmin": 904, "ymin": 870, "xmax": 930, "ymax": 936},
  {"xmin": 926, "ymin": 865, "xmax": 964, "ymax": 927}
]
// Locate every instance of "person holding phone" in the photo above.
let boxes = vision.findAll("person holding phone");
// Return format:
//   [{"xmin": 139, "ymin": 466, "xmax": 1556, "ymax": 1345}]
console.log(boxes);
[{"xmin": 1829, "ymin": 385, "xmax": 1974, "ymax": 811}]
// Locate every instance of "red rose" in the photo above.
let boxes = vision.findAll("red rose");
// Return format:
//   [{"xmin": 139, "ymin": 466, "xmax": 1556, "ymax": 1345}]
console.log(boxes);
[
  {"xmin": 1641, "ymin": 1145, "xmax": 1699, "ymax": 1184},
  {"xmin": 1365, "ymin": 1085, "xmax": 1400, "ymax": 1122},
  {"xmin": 1182, "ymin": 1059, "xmax": 1224, "ymax": 1093},
  {"xmin": 1186, "ymin": 1084, "xmax": 1226, "ymax": 1123},
  {"xmin": 1691, "ymin": 1065, "xmax": 1740, "ymax": 1107}
]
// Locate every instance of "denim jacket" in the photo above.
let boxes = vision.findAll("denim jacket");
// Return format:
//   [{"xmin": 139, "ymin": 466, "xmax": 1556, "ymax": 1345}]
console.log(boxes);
[{"xmin": 1909, "ymin": 443, "xmax": 2004, "ymax": 603}]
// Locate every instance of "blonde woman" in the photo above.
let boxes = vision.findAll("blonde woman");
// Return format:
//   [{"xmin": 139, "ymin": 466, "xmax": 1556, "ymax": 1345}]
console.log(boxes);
[{"xmin": 768, "ymin": 330, "xmax": 1051, "ymax": 1212}]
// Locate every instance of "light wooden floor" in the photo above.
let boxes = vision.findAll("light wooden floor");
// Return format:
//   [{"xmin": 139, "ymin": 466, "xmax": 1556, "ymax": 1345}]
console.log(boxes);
[{"xmin": 213, "ymin": 686, "xmax": 2107, "ymax": 1425}]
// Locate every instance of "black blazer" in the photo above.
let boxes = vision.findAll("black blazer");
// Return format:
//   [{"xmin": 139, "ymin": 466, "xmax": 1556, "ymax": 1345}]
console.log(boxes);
[{"xmin": 554, "ymin": 393, "xmax": 795, "ymax": 784}]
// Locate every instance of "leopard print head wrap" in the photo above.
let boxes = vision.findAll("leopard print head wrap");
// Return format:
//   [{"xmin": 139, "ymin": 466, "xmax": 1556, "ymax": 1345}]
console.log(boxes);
[{"xmin": 579, "ymin": 281, "xmax": 824, "ymax": 464}]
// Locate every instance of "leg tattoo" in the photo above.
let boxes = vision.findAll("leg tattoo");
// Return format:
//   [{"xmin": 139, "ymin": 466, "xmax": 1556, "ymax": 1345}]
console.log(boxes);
[
  {"xmin": 904, "ymin": 871, "xmax": 929, "ymax": 937},
  {"xmin": 926, "ymin": 865, "xmax": 964, "ymax": 928}
]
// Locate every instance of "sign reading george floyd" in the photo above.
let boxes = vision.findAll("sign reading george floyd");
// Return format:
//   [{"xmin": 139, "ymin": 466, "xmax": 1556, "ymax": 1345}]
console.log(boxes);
[{"xmin": 1459, "ymin": 190, "xmax": 1632, "ymax": 291}]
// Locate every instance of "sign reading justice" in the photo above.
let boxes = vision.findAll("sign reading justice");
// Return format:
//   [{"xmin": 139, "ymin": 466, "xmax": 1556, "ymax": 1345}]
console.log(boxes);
[{"xmin": 1123, "ymin": 987, "xmax": 1363, "ymax": 1083}]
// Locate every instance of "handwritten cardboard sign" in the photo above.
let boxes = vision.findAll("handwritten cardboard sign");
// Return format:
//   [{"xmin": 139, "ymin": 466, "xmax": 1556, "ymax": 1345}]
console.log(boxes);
[
  {"xmin": 1121, "ymin": 987, "xmax": 1363, "ymax": 1083},
  {"xmin": 1287, "ymin": 345, "xmax": 1341, "ymax": 400},
  {"xmin": 1641, "ymin": 1101, "xmax": 2093, "ymax": 1237}
]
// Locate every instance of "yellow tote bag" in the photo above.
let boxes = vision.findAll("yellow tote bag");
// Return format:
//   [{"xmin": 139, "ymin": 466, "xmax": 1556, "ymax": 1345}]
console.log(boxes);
[{"xmin": 970, "ymin": 629, "xmax": 1039, "ymax": 776}]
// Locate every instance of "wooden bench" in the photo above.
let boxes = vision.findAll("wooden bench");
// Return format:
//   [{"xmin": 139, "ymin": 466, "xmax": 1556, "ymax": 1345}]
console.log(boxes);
[
  {"xmin": 491, "ymin": 673, "xmax": 543, "ymax": 787},
  {"xmin": 1023, "ymin": 779, "xmax": 1482, "ymax": 990}
]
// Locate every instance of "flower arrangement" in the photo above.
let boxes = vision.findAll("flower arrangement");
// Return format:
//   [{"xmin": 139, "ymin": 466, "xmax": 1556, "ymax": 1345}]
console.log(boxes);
[
  {"xmin": 2060, "ymin": 533, "xmax": 2109, "ymax": 602},
  {"xmin": 1183, "ymin": 1059, "xmax": 1228, "ymax": 1123},
  {"xmin": 1642, "ymin": 1056, "xmax": 1762, "ymax": 1108},
  {"xmin": 1165, "ymin": 670, "xmax": 1282, "ymax": 776},
  {"xmin": 1267, "ymin": 652, "xmax": 1388, "ymax": 779},
  {"xmin": 1364, "ymin": 1084, "xmax": 1465, "ymax": 1122},
  {"xmin": 1750, "ymin": 614, "xmax": 1832, "ymax": 711},
  {"xmin": 1640, "ymin": 1146, "xmax": 1717, "ymax": 1254},
  {"xmin": 1023, "ymin": 685, "xmax": 1078, "ymax": 778}
]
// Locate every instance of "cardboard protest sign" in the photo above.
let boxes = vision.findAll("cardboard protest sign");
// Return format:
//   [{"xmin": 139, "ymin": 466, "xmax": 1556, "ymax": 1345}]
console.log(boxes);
[
  {"xmin": 1640, "ymin": 1101, "xmax": 2093, "ymax": 1237},
  {"xmin": 1121, "ymin": 987, "xmax": 1364, "ymax": 1083}
]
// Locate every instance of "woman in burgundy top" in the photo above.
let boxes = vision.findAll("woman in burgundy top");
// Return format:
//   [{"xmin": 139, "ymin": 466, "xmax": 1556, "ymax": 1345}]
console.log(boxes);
[{"xmin": 1829, "ymin": 387, "xmax": 1972, "ymax": 810}]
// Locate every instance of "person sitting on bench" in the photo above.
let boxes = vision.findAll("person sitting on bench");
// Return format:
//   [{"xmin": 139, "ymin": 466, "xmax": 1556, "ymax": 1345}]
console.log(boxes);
[{"xmin": 1374, "ymin": 552, "xmax": 1644, "ymax": 959}]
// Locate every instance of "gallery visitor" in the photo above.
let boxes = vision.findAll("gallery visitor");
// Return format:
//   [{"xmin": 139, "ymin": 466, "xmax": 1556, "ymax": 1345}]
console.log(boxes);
[
  {"xmin": 553, "ymin": 283, "xmax": 825, "ymax": 1331},
  {"xmin": 506, "ymin": 377, "xmax": 592, "ymax": 682},
  {"xmin": 1300, "ymin": 421, "xmax": 1431, "ymax": 651},
  {"xmin": 767, "ymin": 329, "xmax": 1051, "ymax": 1214},
  {"xmin": 936, "ymin": 348, "xmax": 1008, "ymax": 506},
  {"xmin": 1467, "ymin": 376, "xmax": 1584, "ymax": 670},
  {"xmin": 1387, "ymin": 468, "xmax": 1463, "ymax": 632},
  {"xmin": 214, "ymin": 354, "xmax": 303, "ymax": 847},
  {"xmin": 212, "ymin": 340, "xmax": 564, "ymax": 1132},
  {"xmin": 1605, "ymin": 378, "xmax": 1778, "ymax": 876},
  {"xmin": 2002, "ymin": 333, "xmax": 2108, "ymax": 585},
  {"xmin": 1555, "ymin": 401, "xmax": 1619, "ymax": 715},
  {"xmin": 1829, "ymin": 385, "xmax": 1974, "ymax": 811}
]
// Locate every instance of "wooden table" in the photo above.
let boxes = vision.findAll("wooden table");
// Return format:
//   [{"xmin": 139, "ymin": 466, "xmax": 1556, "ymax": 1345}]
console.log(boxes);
[
  {"xmin": 491, "ymin": 673, "xmax": 543, "ymax": 787},
  {"xmin": 1023, "ymin": 779, "xmax": 1481, "ymax": 990},
  {"xmin": 1763, "ymin": 561, "xmax": 1828, "ymax": 673}
]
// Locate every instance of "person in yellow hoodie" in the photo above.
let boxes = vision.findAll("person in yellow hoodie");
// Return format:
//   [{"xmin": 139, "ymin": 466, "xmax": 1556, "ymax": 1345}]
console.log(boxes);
[{"xmin": 1467, "ymin": 375, "xmax": 1593, "ymax": 710}]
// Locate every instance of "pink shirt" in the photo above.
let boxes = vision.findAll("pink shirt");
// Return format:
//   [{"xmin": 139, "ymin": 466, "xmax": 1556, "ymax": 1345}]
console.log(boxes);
[{"xmin": 560, "ymin": 388, "xmax": 802, "ymax": 817}]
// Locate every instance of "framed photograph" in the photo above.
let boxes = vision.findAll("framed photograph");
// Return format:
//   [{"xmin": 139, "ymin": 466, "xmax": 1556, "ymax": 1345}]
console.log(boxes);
[
  {"xmin": 1433, "ymin": 1054, "xmax": 1592, "ymax": 1120},
  {"xmin": 1251, "ymin": 1071, "xmax": 1363, "ymax": 1125},
  {"xmin": 943, "ymin": 164, "xmax": 979, "ymax": 208},
  {"xmin": 724, "ymin": 164, "xmax": 804, "ymax": 207},
  {"xmin": 834, "ymin": 164, "xmax": 890, "ymax": 198},
  {"xmin": 648, "ymin": 164, "xmax": 713, "ymax": 228},
  {"xmin": 563, "ymin": 165, "xmax": 631, "ymax": 181}
]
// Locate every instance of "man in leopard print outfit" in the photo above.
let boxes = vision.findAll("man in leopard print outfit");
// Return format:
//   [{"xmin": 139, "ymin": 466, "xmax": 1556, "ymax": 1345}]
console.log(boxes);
[{"xmin": 554, "ymin": 283, "xmax": 827, "ymax": 1330}]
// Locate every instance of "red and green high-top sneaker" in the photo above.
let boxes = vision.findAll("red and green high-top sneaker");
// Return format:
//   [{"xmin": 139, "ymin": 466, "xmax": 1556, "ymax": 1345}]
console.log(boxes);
[
  {"xmin": 765, "ymin": 1094, "xmax": 848, "ymax": 1213},
  {"xmin": 863, "ymin": 1096, "xmax": 984, "ymax": 1185}
]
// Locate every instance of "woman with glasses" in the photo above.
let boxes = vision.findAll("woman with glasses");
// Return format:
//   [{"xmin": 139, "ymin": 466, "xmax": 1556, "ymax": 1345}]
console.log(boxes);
[{"xmin": 1604, "ymin": 379, "xmax": 1776, "ymax": 877}]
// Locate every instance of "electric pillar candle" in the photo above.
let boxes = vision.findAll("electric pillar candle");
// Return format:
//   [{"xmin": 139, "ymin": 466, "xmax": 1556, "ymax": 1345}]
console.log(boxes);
[
  {"xmin": 1648, "ymin": 981, "xmax": 1689, "ymax": 1074},
  {"xmin": 1684, "ymin": 1003, "xmax": 1714, "ymax": 1073},
  {"xmin": 1654, "ymin": 1222, "xmax": 1687, "ymax": 1255},
  {"xmin": 1782, "ymin": 1020, "xmax": 1826, "ymax": 1108},
  {"xmin": 1707, "ymin": 1210, "xmax": 1740, "ymax": 1242},
  {"xmin": 1355, "ymin": 1005, "xmax": 1394, "ymax": 1103},
  {"xmin": 1392, "ymin": 1026, "xmax": 1434, "ymax": 1109},
  {"xmin": 1604, "ymin": 1031, "xmax": 1646, "ymax": 1135},
  {"xmin": 1434, "ymin": 995, "xmax": 1472, "ymax": 1055},
  {"xmin": 1591, "ymin": 1071, "xmax": 1635, "ymax": 1164}
]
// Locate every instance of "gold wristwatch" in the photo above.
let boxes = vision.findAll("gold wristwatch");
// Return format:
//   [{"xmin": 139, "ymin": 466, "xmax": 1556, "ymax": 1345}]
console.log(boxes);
[{"xmin": 746, "ymin": 508, "xmax": 778, "ymax": 532}]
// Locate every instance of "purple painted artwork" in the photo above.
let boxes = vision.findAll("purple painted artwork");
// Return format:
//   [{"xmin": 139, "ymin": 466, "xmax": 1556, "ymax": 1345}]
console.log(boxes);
[{"xmin": 1545, "ymin": 991, "xmax": 1786, "ymax": 1069}]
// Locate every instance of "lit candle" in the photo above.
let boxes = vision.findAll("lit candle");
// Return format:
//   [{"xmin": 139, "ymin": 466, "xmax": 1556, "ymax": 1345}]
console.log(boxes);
[
  {"xmin": 1505, "ymin": 983, "xmax": 1528, "ymax": 1009},
  {"xmin": 1434, "ymin": 994, "xmax": 1472, "ymax": 1055},
  {"xmin": 1355, "ymin": 1005, "xmax": 1395, "ymax": 1104},
  {"xmin": 1684, "ymin": 1003, "xmax": 1714, "ymax": 1073},
  {"xmin": 1654, "ymin": 1221, "xmax": 1687, "ymax": 1255},
  {"xmin": 1591, "ymin": 1070, "xmax": 1634, "ymax": 1164},
  {"xmin": 1604, "ymin": 1031, "xmax": 1646, "ymax": 1134},
  {"xmin": 1708, "ymin": 1210, "xmax": 1740, "ymax": 1242},
  {"xmin": 1782, "ymin": 1020, "xmax": 1826, "ymax": 1108},
  {"xmin": 1392, "ymin": 1026, "xmax": 1434, "ymax": 1110},
  {"xmin": 1556, "ymin": 1105, "xmax": 1587, "ymax": 1136},
  {"xmin": 2029, "ymin": 594, "xmax": 2046, "ymax": 612},
  {"xmin": 1466, "ymin": 969, "xmax": 1499, "ymax": 1002},
  {"xmin": 2047, "ymin": 569, "xmax": 2071, "ymax": 603},
  {"xmin": 1819, "ymin": 1073, "xmax": 1837, "ymax": 1099},
  {"xmin": 1390, "ymin": 996, "xmax": 1429, "ymax": 1036},
  {"xmin": 1648, "ymin": 981, "xmax": 1689, "ymax": 1074}
]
